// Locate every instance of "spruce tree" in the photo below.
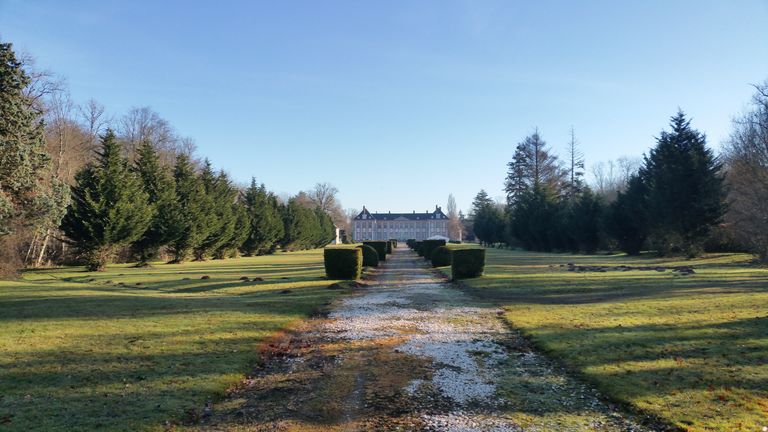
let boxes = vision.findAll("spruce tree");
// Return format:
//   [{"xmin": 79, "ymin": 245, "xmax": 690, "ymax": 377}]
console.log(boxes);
[
  {"xmin": 568, "ymin": 188, "xmax": 604, "ymax": 254},
  {"xmin": 61, "ymin": 130, "xmax": 153, "ymax": 271},
  {"xmin": 167, "ymin": 154, "xmax": 211, "ymax": 263},
  {"xmin": 606, "ymin": 175, "xmax": 649, "ymax": 255},
  {"xmin": 642, "ymin": 111, "xmax": 726, "ymax": 256},
  {"xmin": 214, "ymin": 201, "xmax": 249, "ymax": 259},
  {"xmin": 0, "ymin": 42, "xmax": 67, "ymax": 240},
  {"xmin": 241, "ymin": 179, "xmax": 284, "ymax": 256},
  {"xmin": 132, "ymin": 142, "xmax": 181, "ymax": 265},
  {"xmin": 193, "ymin": 166, "xmax": 236, "ymax": 260}
]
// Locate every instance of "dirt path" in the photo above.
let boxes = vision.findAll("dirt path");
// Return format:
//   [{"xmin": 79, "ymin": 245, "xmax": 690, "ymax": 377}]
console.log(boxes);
[{"xmin": 195, "ymin": 247, "xmax": 651, "ymax": 431}]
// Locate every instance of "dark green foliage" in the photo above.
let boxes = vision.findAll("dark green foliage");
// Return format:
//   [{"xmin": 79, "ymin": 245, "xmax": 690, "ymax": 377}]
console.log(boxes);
[
  {"xmin": 641, "ymin": 111, "xmax": 726, "ymax": 256},
  {"xmin": 281, "ymin": 199, "xmax": 334, "ymax": 251},
  {"xmin": 451, "ymin": 248, "xmax": 485, "ymax": 279},
  {"xmin": 357, "ymin": 244, "xmax": 379, "ymax": 267},
  {"xmin": 167, "ymin": 154, "xmax": 212, "ymax": 263},
  {"xmin": 430, "ymin": 245, "xmax": 452, "ymax": 267},
  {"xmin": 415, "ymin": 241, "xmax": 424, "ymax": 256},
  {"xmin": 606, "ymin": 175, "xmax": 649, "ymax": 255},
  {"xmin": 61, "ymin": 131, "xmax": 153, "ymax": 271},
  {"xmin": 421, "ymin": 239, "xmax": 446, "ymax": 261},
  {"xmin": 509, "ymin": 185, "xmax": 559, "ymax": 251},
  {"xmin": 406, "ymin": 239, "xmax": 416, "ymax": 249},
  {"xmin": 324, "ymin": 247, "xmax": 362, "ymax": 280},
  {"xmin": 193, "ymin": 163, "xmax": 238, "ymax": 260},
  {"xmin": 0, "ymin": 42, "xmax": 68, "ymax": 240},
  {"xmin": 214, "ymin": 202, "xmax": 249, "ymax": 259},
  {"xmin": 386, "ymin": 240, "xmax": 393, "ymax": 254},
  {"xmin": 131, "ymin": 142, "xmax": 181, "ymax": 265},
  {"xmin": 567, "ymin": 188, "xmax": 604, "ymax": 254},
  {"xmin": 389, "ymin": 239, "xmax": 398, "ymax": 249},
  {"xmin": 241, "ymin": 179, "xmax": 284, "ymax": 256},
  {"xmin": 472, "ymin": 190, "xmax": 505, "ymax": 245},
  {"xmin": 362, "ymin": 241, "xmax": 388, "ymax": 261}
]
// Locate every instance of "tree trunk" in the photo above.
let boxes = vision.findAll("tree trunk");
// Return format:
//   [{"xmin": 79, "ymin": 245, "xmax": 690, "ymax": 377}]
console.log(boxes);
[{"xmin": 35, "ymin": 229, "xmax": 50, "ymax": 267}]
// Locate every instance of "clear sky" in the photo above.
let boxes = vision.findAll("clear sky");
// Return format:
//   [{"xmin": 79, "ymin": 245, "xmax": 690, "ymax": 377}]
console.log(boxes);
[{"xmin": 2, "ymin": 1, "xmax": 767, "ymax": 214}]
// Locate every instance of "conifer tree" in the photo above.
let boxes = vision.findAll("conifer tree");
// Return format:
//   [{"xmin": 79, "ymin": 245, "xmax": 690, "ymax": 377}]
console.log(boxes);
[
  {"xmin": 241, "ymin": 179, "xmax": 284, "ymax": 256},
  {"xmin": 61, "ymin": 130, "xmax": 153, "ymax": 270},
  {"xmin": 642, "ymin": 111, "xmax": 726, "ymax": 256},
  {"xmin": 0, "ymin": 42, "xmax": 68, "ymax": 242},
  {"xmin": 167, "ymin": 154, "xmax": 211, "ymax": 263},
  {"xmin": 131, "ymin": 141, "xmax": 181, "ymax": 265},
  {"xmin": 193, "ymin": 164, "xmax": 236, "ymax": 260},
  {"xmin": 606, "ymin": 175, "xmax": 649, "ymax": 255},
  {"xmin": 214, "ymin": 201, "xmax": 249, "ymax": 259}
]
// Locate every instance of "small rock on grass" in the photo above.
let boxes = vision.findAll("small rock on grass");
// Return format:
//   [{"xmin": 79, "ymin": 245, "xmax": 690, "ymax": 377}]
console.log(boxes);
[{"xmin": 201, "ymin": 275, "xmax": 210, "ymax": 280}]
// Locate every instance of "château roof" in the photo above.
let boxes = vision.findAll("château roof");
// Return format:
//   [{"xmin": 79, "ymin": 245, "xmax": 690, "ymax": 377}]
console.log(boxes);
[{"xmin": 354, "ymin": 206, "xmax": 448, "ymax": 221}]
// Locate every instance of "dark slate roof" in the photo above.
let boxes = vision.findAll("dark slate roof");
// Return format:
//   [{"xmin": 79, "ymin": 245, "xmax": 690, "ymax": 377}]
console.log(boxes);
[{"xmin": 354, "ymin": 206, "xmax": 448, "ymax": 221}]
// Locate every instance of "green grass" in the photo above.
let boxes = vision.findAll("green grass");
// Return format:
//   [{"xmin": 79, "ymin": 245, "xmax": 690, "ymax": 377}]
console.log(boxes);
[
  {"xmin": 447, "ymin": 248, "xmax": 768, "ymax": 431},
  {"xmin": 0, "ymin": 250, "xmax": 351, "ymax": 431}
]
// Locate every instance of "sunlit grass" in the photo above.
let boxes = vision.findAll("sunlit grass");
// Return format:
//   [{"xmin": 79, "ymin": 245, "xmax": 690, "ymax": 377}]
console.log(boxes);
[
  {"xmin": 0, "ymin": 250, "xmax": 350, "ymax": 431},
  {"xmin": 451, "ymin": 248, "xmax": 768, "ymax": 431}
]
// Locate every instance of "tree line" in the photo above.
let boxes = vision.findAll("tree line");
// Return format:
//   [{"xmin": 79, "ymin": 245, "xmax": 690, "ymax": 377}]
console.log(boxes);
[
  {"xmin": 0, "ymin": 41, "xmax": 339, "ymax": 273},
  {"xmin": 471, "ymin": 85, "xmax": 768, "ymax": 261}
]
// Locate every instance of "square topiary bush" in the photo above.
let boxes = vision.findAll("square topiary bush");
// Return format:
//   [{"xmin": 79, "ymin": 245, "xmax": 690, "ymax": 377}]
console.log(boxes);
[
  {"xmin": 430, "ymin": 245, "xmax": 452, "ymax": 267},
  {"xmin": 421, "ymin": 239, "xmax": 446, "ymax": 261},
  {"xmin": 324, "ymin": 247, "xmax": 362, "ymax": 279},
  {"xmin": 362, "ymin": 241, "xmax": 388, "ymax": 261},
  {"xmin": 451, "ymin": 248, "xmax": 485, "ymax": 279},
  {"xmin": 386, "ymin": 241, "xmax": 393, "ymax": 254},
  {"xmin": 356, "ymin": 244, "xmax": 379, "ymax": 267},
  {"xmin": 415, "ymin": 241, "xmax": 424, "ymax": 256}
]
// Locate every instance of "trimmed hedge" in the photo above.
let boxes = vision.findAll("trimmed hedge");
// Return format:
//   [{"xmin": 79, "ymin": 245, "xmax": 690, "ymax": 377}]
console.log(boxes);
[
  {"xmin": 356, "ymin": 244, "xmax": 379, "ymax": 267},
  {"xmin": 362, "ymin": 241, "xmax": 388, "ymax": 261},
  {"xmin": 430, "ymin": 245, "xmax": 452, "ymax": 267},
  {"xmin": 406, "ymin": 239, "xmax": 416, "ymax": 249},
  {"xmin": 451, "ymin": 248, "xmax": 485, "ymax": 279},
  {"xmin": 324, "ymin": 247, "xmax": 362, "ymax": 280},
  {"xmin": 421, "ymin": 239, "xmax": 446, "ymax": 261},
  {"xmin": 386, "ymin": 241, "xmax": 393, "ymax": 254},
  {"xmin": 389, "ymin": 239, "xmax": 398, "ymax": 249},
  {"xmin": 415, "ymin": 241, "xmax": 424, "ymax": 256}
]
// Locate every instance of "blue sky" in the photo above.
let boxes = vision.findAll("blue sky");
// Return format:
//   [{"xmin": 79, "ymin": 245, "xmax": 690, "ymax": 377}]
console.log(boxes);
[{"xmin": 2, "ymin": 1, "xmax": 767, "ymax": 213}]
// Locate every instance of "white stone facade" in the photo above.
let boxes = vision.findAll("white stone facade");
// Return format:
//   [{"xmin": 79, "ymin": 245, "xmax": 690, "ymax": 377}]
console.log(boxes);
[{"xmin": 352, "ymin": 206, "xmax": 449, "ymax": 241}]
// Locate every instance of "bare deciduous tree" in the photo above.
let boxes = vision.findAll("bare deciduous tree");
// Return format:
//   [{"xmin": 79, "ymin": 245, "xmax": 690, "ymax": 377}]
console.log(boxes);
[
  {"xmin": 722, "ymin": 80, "xmax": 768, "ymax": 261},
  {"xmin": 446, "ymin": 194, "xmax": 462, "ymax": 240}
]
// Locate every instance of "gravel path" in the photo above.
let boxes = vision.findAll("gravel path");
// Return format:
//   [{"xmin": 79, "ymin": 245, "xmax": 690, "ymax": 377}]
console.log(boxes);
[{"xmin": 197, "ymin": 247, "xmax": 654, "ymax": 431}]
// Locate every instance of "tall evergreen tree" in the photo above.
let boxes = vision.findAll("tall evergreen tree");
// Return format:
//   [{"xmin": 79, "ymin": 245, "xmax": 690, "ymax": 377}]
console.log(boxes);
[
  {"xmin": 510, "ymin": 184, "xmax": 559, "ymax": 251},
  {"xmin": 565, "ymin": 127, "xmax": 585, "ymax": 199},
  {"xmin": 167, "ymin": 154, "xmax": 211, "ymax": 263},
  {"xmin": 606, "ymin": 175, "xmax": 649, "ymax": 255},
  {"xmin": 568, "ymin": 188, "xmax": 604, "ymax": 254},
  {"xmin": 504, "ymin": 130, "xmax": 565, "ymax": 207},
  {"xmin": 241, "ymin": 179, "xmax": 284, "ymax": 256},
  {"xmin": 0, "ymin": 42, "xmax": 68, "ymax": 243},
  {"xmin": 193, "ymin": 162, "xmax": 235, "ymax": 260},
  {"xmin": 214, "ymin": 201, "xmax": 249, "ymax": 259},
  {"xmin": 131, "ymin": 141, "xmax": 181, "ymax": 265},
  {"xmin": 61, "ymin": 130, "xmax": 153, "ymax": 270},
  {"xmin": 642, "ymin": 111, "xmax": 726, "ymax": 256}
]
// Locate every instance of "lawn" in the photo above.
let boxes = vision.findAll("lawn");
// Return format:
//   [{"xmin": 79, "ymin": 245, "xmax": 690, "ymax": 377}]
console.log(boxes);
[
  {"xmin": 447, "ymin": 248, "xmax": 768, "ymax": 432},
  {"xmin": 0, "ymin": 249, "xmax": 351, "ymax": 431}
]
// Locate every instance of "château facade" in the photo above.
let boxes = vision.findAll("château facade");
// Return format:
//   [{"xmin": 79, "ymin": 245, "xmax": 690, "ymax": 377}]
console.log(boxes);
[{"xmin": 352, "ymin": 206, "xmax": 449, "ymax": 241}]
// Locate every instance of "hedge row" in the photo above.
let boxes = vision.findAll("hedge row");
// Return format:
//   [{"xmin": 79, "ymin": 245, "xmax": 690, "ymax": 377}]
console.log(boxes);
[
  {"xmin": 421, "ymin": 239, "xmax": 446, "ymax": 262},
  {"xmin": 451, "ymin": 248, "xmax": 485, "ymax": 279},
  {"xmin": 363, "ymin": 241, "xmax": 388, "ymax": 261},
  {"xmin": 357, "ymin": 244, "xmax": 379, "ymax": 267}
]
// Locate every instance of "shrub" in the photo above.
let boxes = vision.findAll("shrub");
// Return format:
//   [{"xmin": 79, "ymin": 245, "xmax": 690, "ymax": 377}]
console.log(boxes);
[
  {"xmin": 357, "ymin": 244, "xmax": 379, "ymax": 267},
  {"xmin": 389, "ymin": 239, "xmax": 398, "ymax": 249},
  {"xmin": 324, "ymin": 247, "xmax": 362, "ymax": 280},
  {"xmin": 449, "ymin": 240, "xmax": 462, "ymax": 244},
  {"xmin": 407, "ymin": 239, "xmax": 416, "ymax": 249},
  {"xmin": 386, "ymin": 241, "xmax": 393, "ymax": 254},
  {"xmin": 451, "ymin": 248, "xmax": 485, "ymax": 279},
  {"xmin": 415, "ymin": 241, "xmax": 424, "ymax": 256},
  {"xmin": 421, "ymin": 239, "xmax": 446, "ymax": 261},
  {"xmin": 362, "ymin": 241, "xmax": 388, "ymax": 261},
  {"xmin": 430, "ymin": 245, "xmax": 452, "ymax": 267}
]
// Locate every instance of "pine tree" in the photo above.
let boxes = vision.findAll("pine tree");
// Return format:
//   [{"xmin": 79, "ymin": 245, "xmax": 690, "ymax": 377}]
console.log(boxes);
[
  {"xmin": 0, "ymin": 42, "xmax": 68, "ymax": 243},
  {"xmin": 642, "ymin": 111, "xmax": 726, "ymax": 256},
  {"xmin": 214, "ymin": 201, "xmax": 249, "ymax": 259},
  {"xmin": 568, "ymin": 188, "xmax": 604, "ymax": 254},
  {"xmin": 61, "ymin": 130, "xmax": 153, "ymax": 271},
  {"xmin": 167, "ymin": 154, "xmax": 211, "ymax": 263},
  {"xmin": 510, "ymin": 184, "xmax": 559, "ymax": 251},
  {"xmin": 241, "ymin": 179, "xmax": 284, "ymax": 256},
  {"xmin": 131, "ymin": 141, "xmax": 181, "ymax": 265},
  {"xmin": 504, "ymin": 130, "xmax": 565, "ymax": 207}
]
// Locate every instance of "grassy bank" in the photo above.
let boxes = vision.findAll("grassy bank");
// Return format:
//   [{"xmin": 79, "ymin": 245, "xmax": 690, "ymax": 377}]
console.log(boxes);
[
  {"xmin": 0, "ymin": 250, "xmax": 350, "ymax": 431},
  {"xmin": 447, "ymin": 248, "xmax": 768, "ymax": 431}
]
